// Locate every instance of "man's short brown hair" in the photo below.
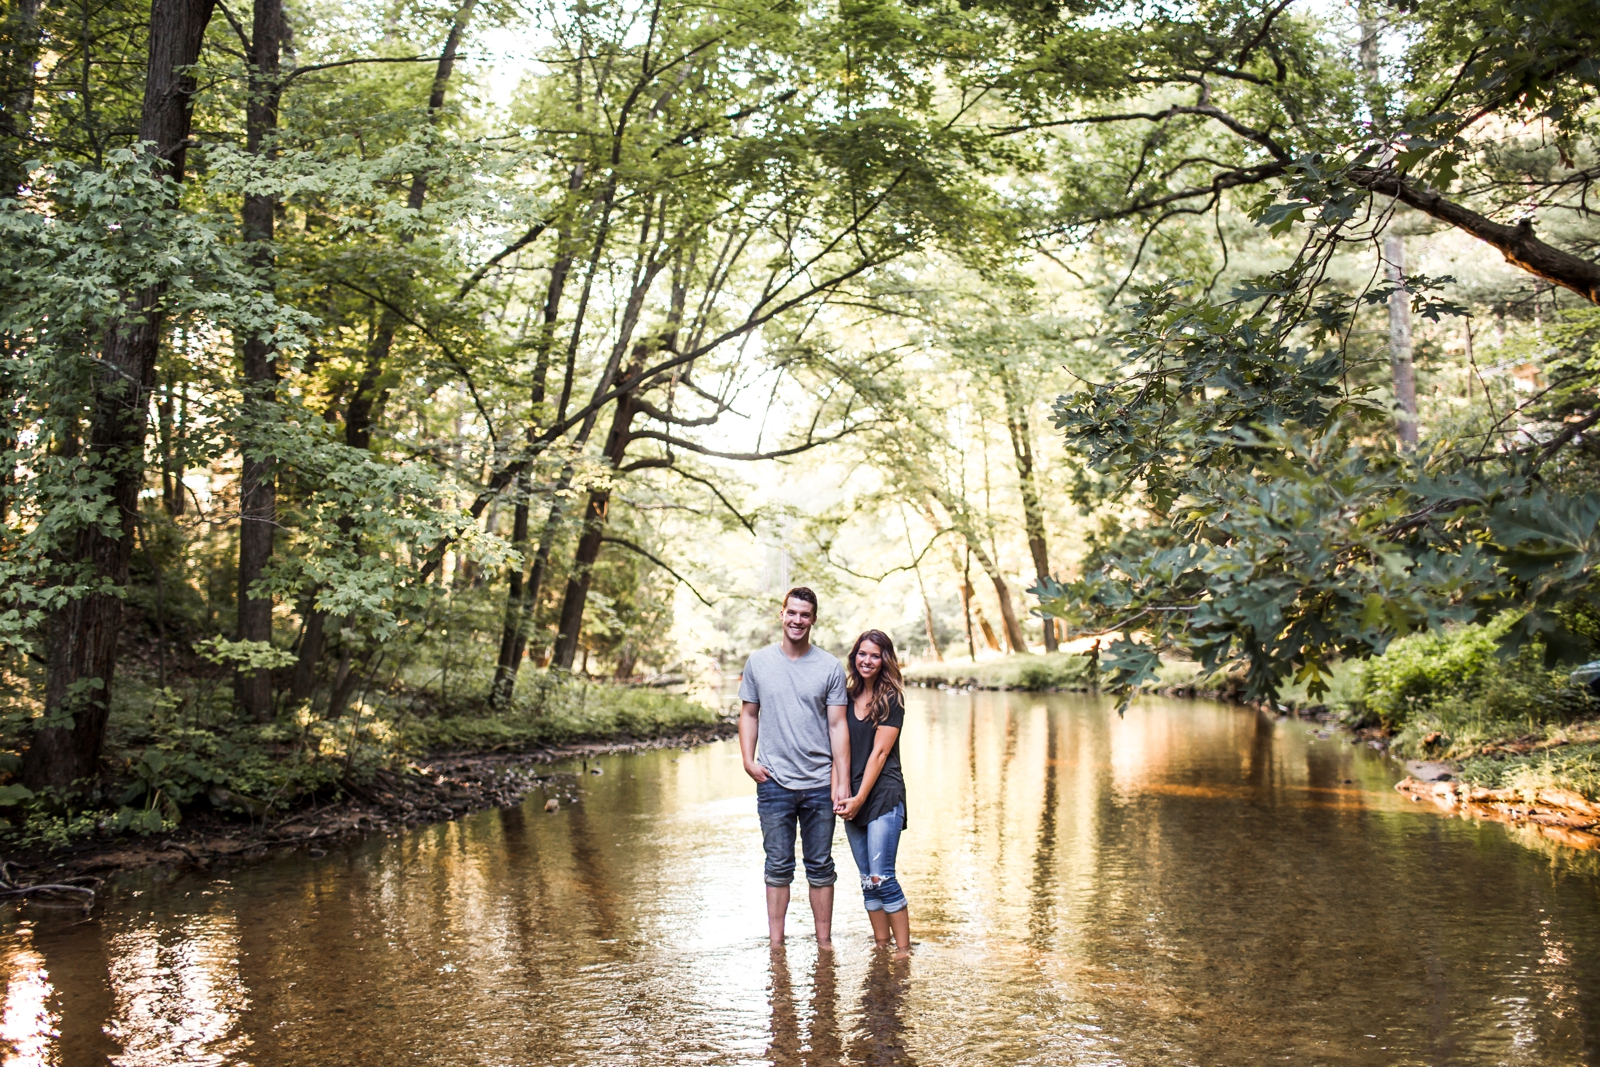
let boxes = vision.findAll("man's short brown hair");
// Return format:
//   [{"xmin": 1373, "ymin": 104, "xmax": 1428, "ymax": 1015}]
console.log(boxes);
[{"xmin": 781, "ymin": 586, "xmax": 819, "ymax": 616}]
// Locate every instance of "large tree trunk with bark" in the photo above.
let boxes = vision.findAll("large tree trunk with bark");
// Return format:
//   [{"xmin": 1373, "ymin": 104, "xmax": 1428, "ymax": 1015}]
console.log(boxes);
[
  {"xmin": 235, "ymin": 0, "xmax": 284, "ymax": 721},
  {"xmin": 24, "ymin": 0, "xmax": 217, "ymax": 793}
]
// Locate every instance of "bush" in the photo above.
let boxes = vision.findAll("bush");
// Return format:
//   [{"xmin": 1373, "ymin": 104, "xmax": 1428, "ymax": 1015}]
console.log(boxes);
[
  {"xmin": 1351, "ymin": 614, "xmax": 1595, "ymax": 763},
  {"xmin": 1355, "ymin": 615, "xmax": 1519, "ymax": 730}
]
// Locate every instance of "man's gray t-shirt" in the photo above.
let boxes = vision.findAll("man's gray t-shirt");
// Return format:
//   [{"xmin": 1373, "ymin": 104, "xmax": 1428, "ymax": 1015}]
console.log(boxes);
[{"xmin": 739, "ymin": 644, "xmax": 848, "ymax": 791}]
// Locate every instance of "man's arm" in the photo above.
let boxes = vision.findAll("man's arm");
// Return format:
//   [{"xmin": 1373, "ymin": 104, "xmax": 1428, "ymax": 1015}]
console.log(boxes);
[
  {"xmin": 827, "ymin": 702, "xmax": 850, "ymax": 807},
  {"xmin": 739, "ymin": 701, "xmax": 769, "ymax": 782}
]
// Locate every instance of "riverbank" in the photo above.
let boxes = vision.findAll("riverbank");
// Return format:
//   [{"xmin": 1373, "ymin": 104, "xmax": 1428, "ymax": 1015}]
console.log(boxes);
[
  {"xmin": 1, "ymin": 716, "xmax": 739, "ymax": 899},
  {"xmin": 903, "ymin": 651, "xmax": 1217, "ymax": 696},
  {"xmin": 911, "ymin": 646, "xmax": 1600, "ymax": 851},
  {"xmin": 0, "ymin": 671, "xmax": 736, "ymax": 900}
]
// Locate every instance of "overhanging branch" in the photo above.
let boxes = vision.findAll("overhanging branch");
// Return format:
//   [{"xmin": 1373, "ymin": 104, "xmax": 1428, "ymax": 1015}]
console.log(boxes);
[
  {"xmin": 1351, "ymin": 168, "xmax": 1600, "ymax": 304},
  {"xmin": 599, "ymin": 536, "xmax": 715, "ymax": 606}
]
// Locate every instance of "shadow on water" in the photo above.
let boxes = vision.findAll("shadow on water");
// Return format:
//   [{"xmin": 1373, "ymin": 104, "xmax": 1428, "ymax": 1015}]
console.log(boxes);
[{"xmin": 4, "ymin": 690, "xmax": 1600, "ymax": 1065}]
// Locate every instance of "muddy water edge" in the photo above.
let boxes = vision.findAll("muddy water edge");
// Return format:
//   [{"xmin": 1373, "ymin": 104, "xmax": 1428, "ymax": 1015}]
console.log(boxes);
[{"xmin": 3, "ymin": 690, "xmax": 1599, "ymax": 1066}]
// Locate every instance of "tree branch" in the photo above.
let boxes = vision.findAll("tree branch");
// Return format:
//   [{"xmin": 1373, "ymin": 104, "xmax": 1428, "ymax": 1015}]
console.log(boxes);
[
  {"xmin": 599, "ymin": 536, "xmax": 714, "ymax": 606},
  {"xmin": 629, "ymin": 422, "xmax": 874, "ymax": 461},
  {"xmin": 281, "ymin": 53, "xmax": 451, "ymax": 88},
  {"xmin": 455, "ymin": 220, "xmax": 548, "ymax": 301},
  {"xmin": 1352, "ymin": 168, "xmax": 1600, "ymax": 304},
  {"xmin": 667, "ymin": 467, "xmax": 758, "ymax": 536}
]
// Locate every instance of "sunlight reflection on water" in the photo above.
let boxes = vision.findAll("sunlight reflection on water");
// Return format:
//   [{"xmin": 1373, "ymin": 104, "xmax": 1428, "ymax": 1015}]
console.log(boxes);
[{"xmin": 3, "ymin": 691, "xmax": 1600, "ymax": 1066}]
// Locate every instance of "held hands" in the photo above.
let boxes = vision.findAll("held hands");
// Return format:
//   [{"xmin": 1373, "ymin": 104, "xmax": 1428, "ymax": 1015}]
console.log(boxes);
[{"xmin": 835, "ymin": 794, "xmax": 863, "ymax": 820}]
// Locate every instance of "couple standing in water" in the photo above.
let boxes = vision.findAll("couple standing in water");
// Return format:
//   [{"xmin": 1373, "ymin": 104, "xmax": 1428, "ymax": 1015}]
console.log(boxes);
[{"xmin": 738, "ymin": 586, "xmax": 911, "ymax": 957}]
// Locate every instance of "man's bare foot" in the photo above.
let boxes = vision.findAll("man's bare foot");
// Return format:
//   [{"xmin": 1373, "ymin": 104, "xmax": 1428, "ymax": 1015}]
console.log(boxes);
[
  {"xmin": 892, "ymin": 947, "xmax": 912, "ymax": 960},
  {"xmin": 816, "ymin": 939, "xmax": 834, "ymax": 951}
]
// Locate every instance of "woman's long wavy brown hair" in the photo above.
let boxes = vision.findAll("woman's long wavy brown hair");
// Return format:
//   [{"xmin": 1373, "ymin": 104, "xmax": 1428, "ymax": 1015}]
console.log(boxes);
[{"xmin": 845, "ymin": 630, "xmax": 904, "ymax": 724}]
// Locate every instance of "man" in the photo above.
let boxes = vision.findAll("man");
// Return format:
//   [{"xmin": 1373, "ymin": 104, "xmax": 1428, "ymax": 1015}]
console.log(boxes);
[{"xmin": 739, "ymin": 586, "xmax": 851, "ymax": 947}]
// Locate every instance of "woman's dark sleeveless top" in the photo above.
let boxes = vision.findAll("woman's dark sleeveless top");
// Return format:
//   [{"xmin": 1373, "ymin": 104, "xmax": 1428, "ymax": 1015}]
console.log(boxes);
[{"xmin": 846, "ymin": 694, "xmax": 907, "ymax": 828}]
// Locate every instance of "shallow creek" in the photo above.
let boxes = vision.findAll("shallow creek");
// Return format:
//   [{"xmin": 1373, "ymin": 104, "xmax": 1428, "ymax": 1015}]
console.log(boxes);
[{"xmin": 3, "ymin": 691, "xmax": 1599, "ymax": 1066}]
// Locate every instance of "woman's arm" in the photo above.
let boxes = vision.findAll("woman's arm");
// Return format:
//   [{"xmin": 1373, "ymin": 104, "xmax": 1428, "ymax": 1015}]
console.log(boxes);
[{"xmin": 840, "ymin": 724, "xmax": 900, "ymax": 819}]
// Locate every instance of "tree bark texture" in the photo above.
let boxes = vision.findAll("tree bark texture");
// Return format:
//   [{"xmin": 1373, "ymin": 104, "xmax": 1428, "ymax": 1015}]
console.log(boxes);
[
  {"xmin": 1383, "ymin": 233, "xmax": 1419, "ymax": 449},
  {"xmin": 235, "ymin": 0, "xmax": 284, "ymax": 721},
  {"xmin": 25, "ymin": 0, "xmax": 217, "ymax": 793}
]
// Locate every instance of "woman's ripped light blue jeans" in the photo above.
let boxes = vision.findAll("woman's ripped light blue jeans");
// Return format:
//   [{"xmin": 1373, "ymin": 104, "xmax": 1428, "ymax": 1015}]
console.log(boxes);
[{"xmin": 843, "ymin": 801, "xmax": 907, "ymax": 913}]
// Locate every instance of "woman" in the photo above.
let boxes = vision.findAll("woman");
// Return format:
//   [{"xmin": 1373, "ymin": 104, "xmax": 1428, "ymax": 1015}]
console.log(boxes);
[{"xmin": 837, "ymin": 629, "xmax": 911, "ymax": 956}]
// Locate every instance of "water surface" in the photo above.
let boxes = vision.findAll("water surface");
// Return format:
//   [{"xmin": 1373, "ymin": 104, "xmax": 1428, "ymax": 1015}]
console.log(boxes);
[{"xmin": 4, "ymin": 691, "xmax": 1599, "ymax": 1065}]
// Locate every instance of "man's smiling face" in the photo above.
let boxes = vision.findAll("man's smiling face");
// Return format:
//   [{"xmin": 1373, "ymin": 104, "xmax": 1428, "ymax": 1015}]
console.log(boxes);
[{"xmin": 780, "ymin": 597, "xmax": 815, "ymax": 643}]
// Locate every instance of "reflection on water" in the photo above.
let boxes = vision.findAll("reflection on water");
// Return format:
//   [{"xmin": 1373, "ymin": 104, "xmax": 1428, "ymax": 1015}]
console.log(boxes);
[{"xmin": 4, "ymin": 692, "xmax": 1600, "ymax": 1065}]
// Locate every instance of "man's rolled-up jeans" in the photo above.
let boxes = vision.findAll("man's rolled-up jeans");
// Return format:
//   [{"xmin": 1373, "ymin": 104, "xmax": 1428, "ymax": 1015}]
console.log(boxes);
[{"xmin": 756, "ymin": 778, "xmax": 837, "ymax": 887}]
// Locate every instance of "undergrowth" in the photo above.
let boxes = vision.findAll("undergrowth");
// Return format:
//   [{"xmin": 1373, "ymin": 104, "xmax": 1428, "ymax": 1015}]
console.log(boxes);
[
  {"xmin": 1339, "ymin": 614, "xmax": 1600, "ymax": 798},
  {"xmin": 0, "ymin": 668, "xmax": 720, "ymax": 849}
]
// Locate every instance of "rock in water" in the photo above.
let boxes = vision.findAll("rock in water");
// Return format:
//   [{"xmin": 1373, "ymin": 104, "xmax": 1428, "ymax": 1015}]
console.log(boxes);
[
  {"xmin": 544, "ymin": 798, "xmax": 560, "ymax": 812},
  {"xmin": 1405, "ymin": 760, "xmax": 1458, "ymax": 783}
]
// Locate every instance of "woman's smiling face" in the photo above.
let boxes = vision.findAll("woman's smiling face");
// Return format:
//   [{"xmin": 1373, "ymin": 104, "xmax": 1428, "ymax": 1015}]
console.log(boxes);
[{"xmin": 855, "ymin": 640, "xmax": 883, "ymax": 682}]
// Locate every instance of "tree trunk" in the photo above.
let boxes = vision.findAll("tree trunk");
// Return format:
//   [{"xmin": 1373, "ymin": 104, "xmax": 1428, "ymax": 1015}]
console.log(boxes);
[
  {"xmin": 552, "ymin": 378, "xmax": 641, "ymax": 671},
  {"xmin": 0, "ymin": 0, "xmax": 42, "ymax": 197},
  {"xmin": 235, "ymin": 0, "xmax": 284, "ymax": 721},
  {"xmin": 488, "ymin": 484, "xmax": 531, "ymax": 707},
  {"xmin": 489, "ymin": 198, "xmax": 578, "ymax": 706},
  {"xmin": 550, "ymin": 486, "xmax": 609, "ymax": 671},
  {"xmin": 970, "ymin": 584, "xmax": 1002, "ymax": 653},
  {"xmin": 24, "ymin": 0, "xmax": 217, "ymax": 793},
  {"xmin": 157, "ymin": 374, "xmax": 184, "ymax": 516},
  {"xmin": 966, "ymin": 537, "xmax": 1029, "ymax": 653},
  {"xmin": 1384, "ymin": 234, "xmax": 1419, "ymax": 449},
  {"xmin": 507, "ymin": 227, "xmax": 664, "ymax": 682},
  {"xmin": 1001, "ymin": 370, "xmax": 1056, "ymax": 651}
]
